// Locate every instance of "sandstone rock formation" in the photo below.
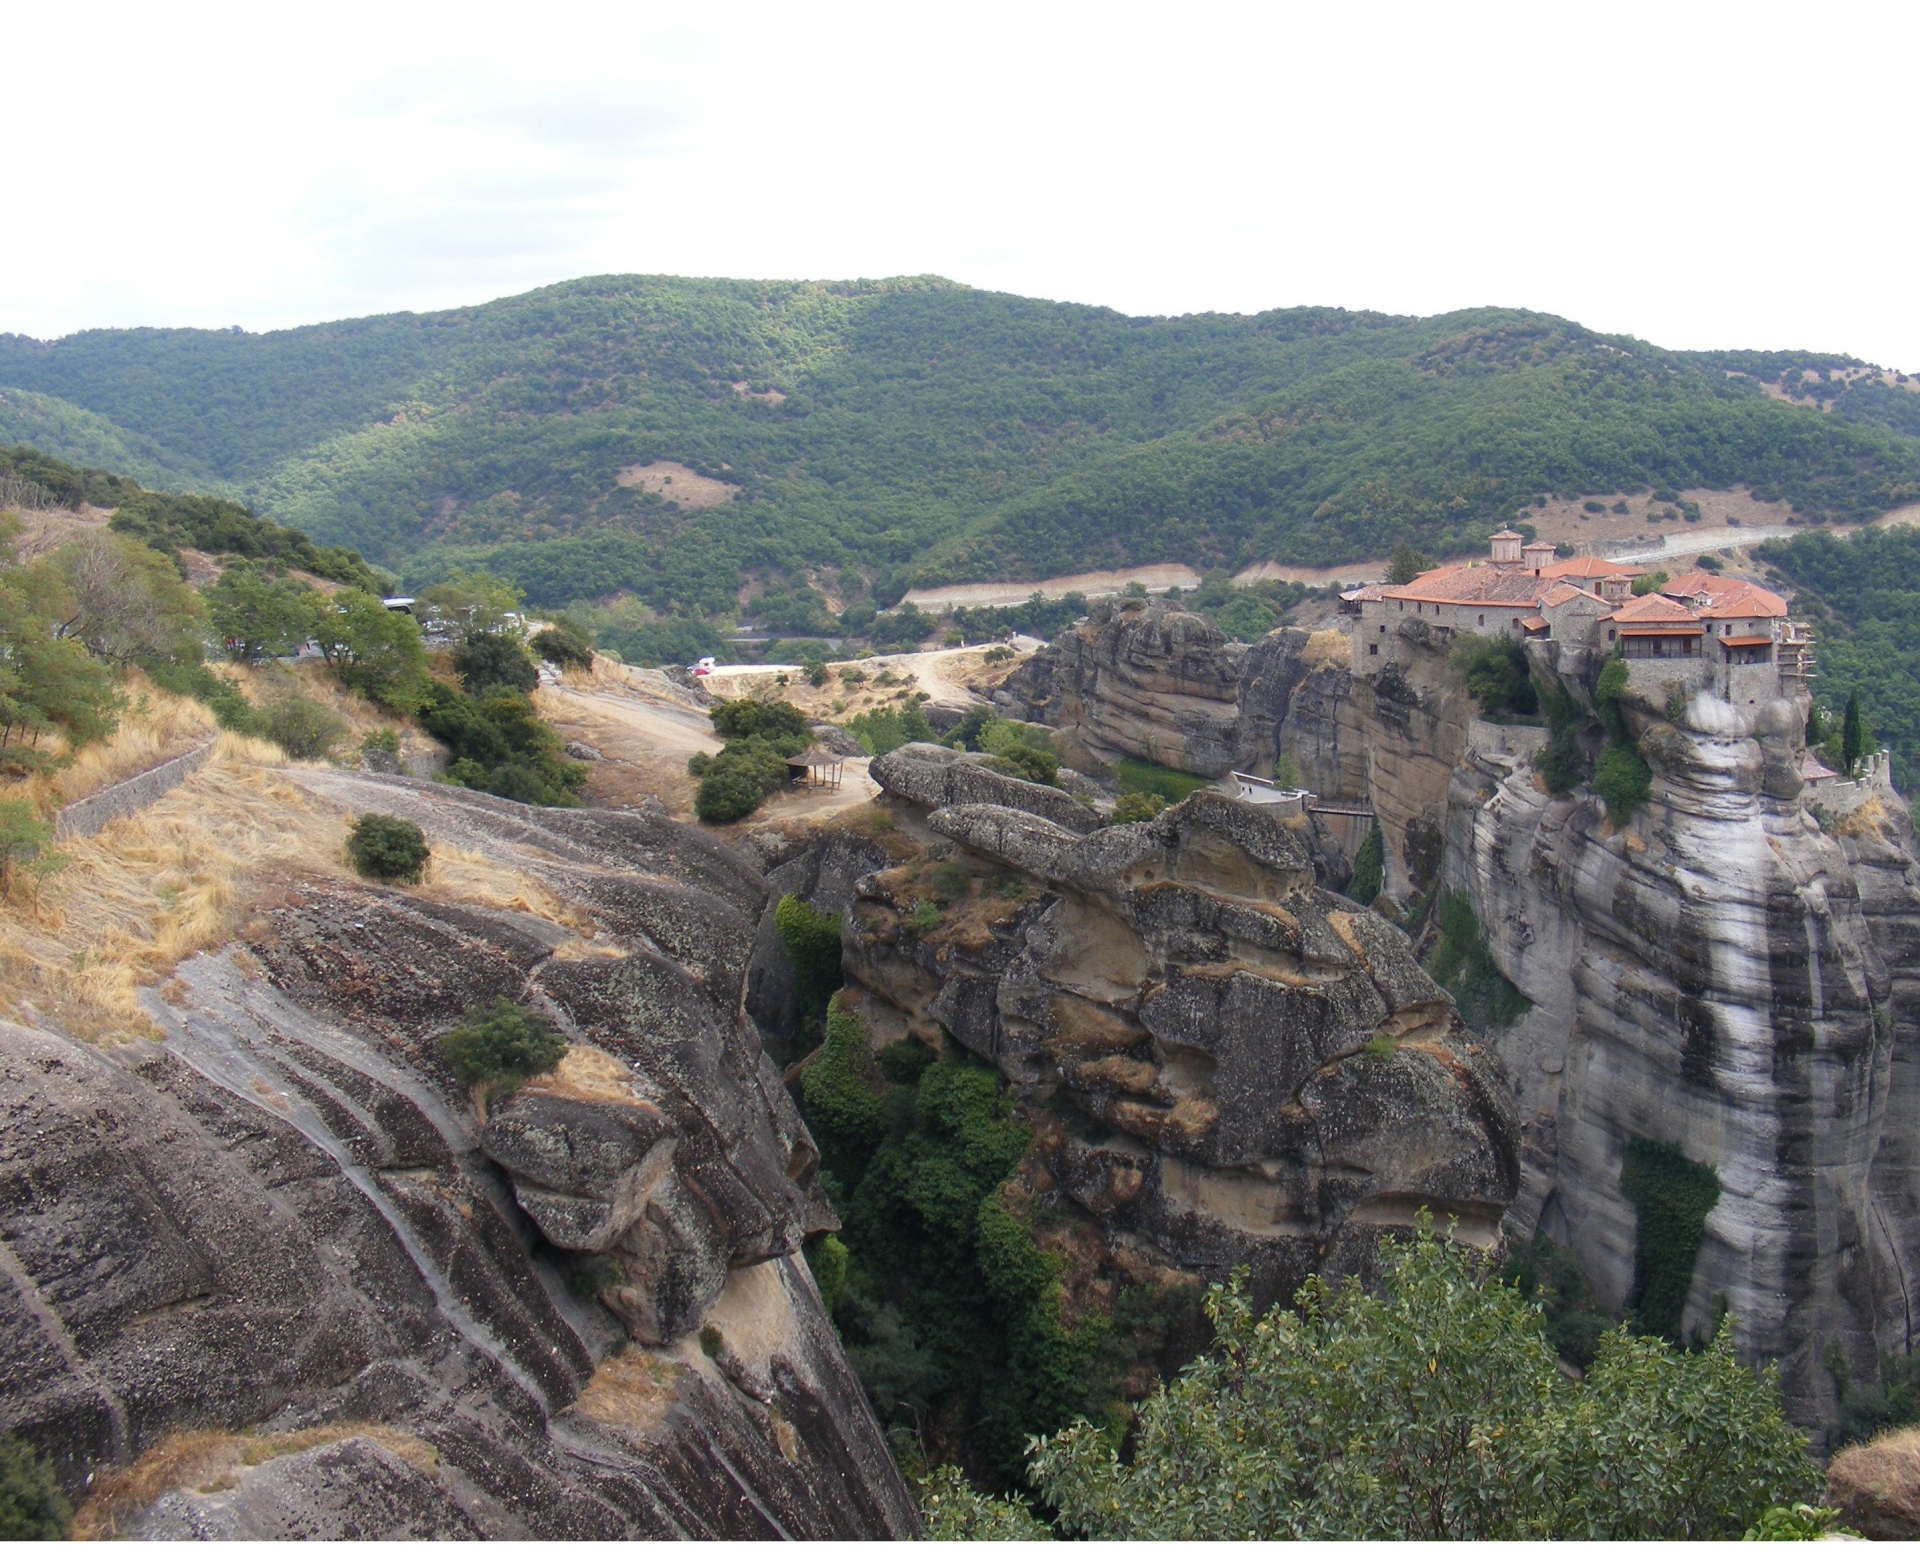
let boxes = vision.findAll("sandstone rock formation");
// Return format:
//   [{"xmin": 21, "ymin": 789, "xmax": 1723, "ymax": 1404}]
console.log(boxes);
[
  {"xmin": 1446, "ymin": 681, "xmax": 1920, "ymax": 1435},
  {"xmin": 1000, "ymin": 597, "xmax": 1920, "ymax": 1441},
  {"xmin": 835, "ymin": 742, "xmax": 1519, "ymax": 1305},
  {"xmin": 0, "ymin": 775, "xmax": 916, "ymax": 1538},
  {"xmin": 996, "ymin": 600, "xmax": 1247, "ymax": 777}
]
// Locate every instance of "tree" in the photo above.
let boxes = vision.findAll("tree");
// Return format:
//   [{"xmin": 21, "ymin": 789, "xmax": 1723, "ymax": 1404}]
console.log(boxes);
[
  {"xmin": 204, "ymin": 562, "xmax": 319, "ymax": 663},
  {"xmin": 453, "ymin": 631, "xmax": 537, "ymax": 695},
  {"xmin": 1389, "ymin": 540, "xmax": 1435, "ymax": 585},
  {"xmin": 1842, "ymin": 688, "xmax": 1863, "ymax": 777},
  {"xmin": 940, "ymin": 1221, "xmax": 1819, "ymax": 1540},
  {"xmin": 419, "ymin": 569, "xmax": 524, "ymax": 645},
  {"xmin": 311, "ymin": 590, "xmax": 435, "ymax": 714},
  {"xmin": 49, "ymin": 532, "xmax": 206, "ymax": 668}
]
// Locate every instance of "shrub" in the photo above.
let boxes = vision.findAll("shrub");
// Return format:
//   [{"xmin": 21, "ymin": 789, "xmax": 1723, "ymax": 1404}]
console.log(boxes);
[
  {"xmin": 1593, "ymin": 739, "xmax": 1652, "ymax": 821},
  {"xmin": 346, "ymin": 813, "xmax": 431, "ymax": 883},
  {"xmin": 361, "ymin": 726, "xmax": 400, "ymax": 756},
  {"xmin": 799, "ymin": 1002, "xmax": 888, "ymax": 1192},
  {"xmin": 1452, "ymin": 634, "xmax": 1538, "ymax": 718},
  {"xmin": 0, "ymin": 801, "xmax": 61, "ymax": 887},
  {"xmin": 437, "ymin": 997, "xmax": 566, "ymax": 1097},
  {"xmin": 1346, "ymin": 820, "xmax": 1384, "ymax": 906},
  {"xmin": 710, "ymin": 697, "xmax": 810, "ymax": 743},
  {"xmin": 987, "ymin": 1219, "xmax": 1820, "ymax": 1540},
  {"xmin": 984, "ymin": 743, "xmax": 1058, "ymax": 786},
  {"xmin": 903, "ymin": 898, "xmax": 941, "ymax": 936},
  {"xmin": 1620, "ymin": 1137, "xmax": 1720, "ymax": 1343},
  {"xmin": 806, "ymin": 1233, "xmax": 850, "ymax": 1312},
  {"xmin": 775, "ymin": 893, "xmax": 844, "ymax": 1035},
  {"xmin": 262, "ymin": 693, "xmax": 348, "ymax": 760},
  {"xmin": 1109, "ymin": 791, "xmax": 1166, "ymax": 825},
  {"xmin": 0, "ymin": 1433, "xmax": 70, "ymax": 1539},
  {"xmin": 845, "ymin": 703, "xmax": 935, "ymax": 757},
  {"xmin": 695, "ymin": 766, "xmax": 766, "ymax": 823},
  {"xmin": 1424, "ymin": 891, "xmax": 1529, "ymax": 1031},
  {"xmin": 453, "ymin": 631, "xmax": 538, "ymax": 695},
  {"xmin": 1113, "ymin": 756, "xmax": 1208, "ymax": 803},
  {"xmin": 530, "ymin": 617, "xmax": 595, "ymax": 669}
]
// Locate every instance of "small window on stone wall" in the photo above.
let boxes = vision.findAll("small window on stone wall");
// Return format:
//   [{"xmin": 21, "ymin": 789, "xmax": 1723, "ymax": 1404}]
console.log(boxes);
[{"xmin": 1369, "ymin": 643, "xmax": 1378, "ymax": 656}]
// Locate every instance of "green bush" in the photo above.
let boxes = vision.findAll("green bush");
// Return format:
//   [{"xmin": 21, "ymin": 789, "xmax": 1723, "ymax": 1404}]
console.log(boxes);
[
  {"xmin": 1593, "ymin": 738, "xmax": 1652, "ymax": 822},
  {"xmin": 1452, "ymin": 634, "xmax": 1538, "ymax": 718},
  {"xmin": 1620, "ymin": 1137, "xmax": 1720, "ymax": 1344},
  {"xmin": 806, "ymin": 1232, "xmax": 850, "ymax": 1313},
  {"xmin": 531, "ymin": 617, "xmax": 595, "ymax": 669},
  {"xmin": 1347, "ymin": 820, "xmax": 1384, "ymax": 906},
  {"xmin": 1113, "ymin": 756, "xmax": 1208, "ymax": 803},
  {"xmin": 346, "ymin": 813, "xmax": 430, "ymax": 883},
  {"xmin": 959, "ymin": 1219, "xmax": 1821, "ymax": 1540},
  {"xmin": 1109, "ymin": 791, "xmax": 1166, "ymax": 825},
  {"xmin": 775, "ymin": 893, "xmax": 844, "ymax": 1037},
  {"xmin": 1424, "ymin": 891, "xmax": 1530, "ymax": 1031},
  {"xmin": 983, "ymin": 742, "xmax": 1059, "ymax": 786},
  {"xmin": 799, "ymin": 1002, "xmax": 888, "ymax": 1192},
  {"xmin": 421, "ymin": 682, "xmax": 585, "ymax": 807},
  {"xmin": 0, "ymin": 1433, "xmax": 71, "ymax": 1540},
  {"xmin": 903, "ymin": 898, "xmax": 941, "ymax": 936},
  {"xmin": 437, "ymin": 997, "xmax": 566, "ymax": 1097},
  {"xmin": 262, "ymin": 693, "xmax": 348, "ymax": 760},
  {"xmin": 453, "ymin": 631, "xmax": 538, "ymax": 695},
  {"xmin": 361, "ymin": 726, "xmax": 401, "ymax": 756},
  {"xmin": 844, "ymin": 702, "xmax": 935, "ymax": 757},
  {"xmin": 710, "ymin": 697, "xmax": 811, "ymax": 743}
]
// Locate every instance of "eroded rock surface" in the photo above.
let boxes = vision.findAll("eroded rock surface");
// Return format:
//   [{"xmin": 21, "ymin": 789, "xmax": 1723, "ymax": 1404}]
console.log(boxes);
[
  {"xmin": 0, "ymin": 775, "xmax": 916, "ymax": 1539},
  {"xmin": 839, "ymin": 743, "xmax": 1519, "ymax": 1304},
  {"xmin": 996, "ymin": 601, "xmax": 1247, "ymax": 777},
  {"xmin": 1446, "ymin": 685, "xmax": 1920, "ymax": 1436}
]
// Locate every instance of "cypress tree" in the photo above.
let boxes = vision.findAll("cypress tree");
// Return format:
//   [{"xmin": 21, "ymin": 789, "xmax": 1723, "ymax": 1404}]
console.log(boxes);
[{"xmin": 1842, "ymin": 689, "xmax": 1863, "ymax": 778}]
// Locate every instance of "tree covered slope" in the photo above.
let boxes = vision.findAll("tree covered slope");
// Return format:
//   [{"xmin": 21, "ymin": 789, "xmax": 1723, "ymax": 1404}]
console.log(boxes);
[{"xmin": 3, "ymin": 276, "xmax": 1917, "ymax": 612}]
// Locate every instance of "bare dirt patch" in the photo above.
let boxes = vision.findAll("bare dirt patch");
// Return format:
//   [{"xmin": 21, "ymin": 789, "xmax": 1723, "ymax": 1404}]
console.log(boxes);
[
  {"xmin": 730, "ymin": 381, "xmax": 788, "ymax": 406},
  {"xmin": 615, "ymin": 461, "xmax": 739, "ymax": 510},
  {"xmin": 1513, "ymin": 486, "xmax": 1804, "ymax": 553},
  {"xmin": 533, "ymin": 679, "xmax": 721, "ymax": 819}
]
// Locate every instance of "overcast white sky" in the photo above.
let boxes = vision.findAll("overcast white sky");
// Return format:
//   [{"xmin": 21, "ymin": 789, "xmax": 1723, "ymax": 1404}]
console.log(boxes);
[{"xmin": 6, "ymin": 2, "xmax": 1916, "ymax": 368}]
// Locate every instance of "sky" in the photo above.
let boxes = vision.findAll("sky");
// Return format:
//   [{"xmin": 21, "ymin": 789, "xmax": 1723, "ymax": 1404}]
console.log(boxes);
[{"xmin": 6, "ymin": 1, "xmax": 1917, "ymax": 369}]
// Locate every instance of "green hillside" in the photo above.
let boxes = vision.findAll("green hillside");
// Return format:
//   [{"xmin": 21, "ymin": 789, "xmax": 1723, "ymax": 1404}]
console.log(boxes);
[{"xmin": 3, "ymin": 277, "xmax": 1917, "ymax": 618}]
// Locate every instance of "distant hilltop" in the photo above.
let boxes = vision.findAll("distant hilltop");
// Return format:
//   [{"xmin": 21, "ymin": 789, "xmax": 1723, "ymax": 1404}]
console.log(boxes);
[{"xmin": 2, "ymin": 275, "xmax": 1917, "ymax": 621}]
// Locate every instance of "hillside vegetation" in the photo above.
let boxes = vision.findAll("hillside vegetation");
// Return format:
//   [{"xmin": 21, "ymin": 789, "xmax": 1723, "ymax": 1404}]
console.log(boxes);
[
  {"xmin": 3, "ymin": 278, "xmax": 1917, "ymax": 625},
  {"xmin": 1759, "ymin": 525, "xmax": 1920, "ymax": 784}
]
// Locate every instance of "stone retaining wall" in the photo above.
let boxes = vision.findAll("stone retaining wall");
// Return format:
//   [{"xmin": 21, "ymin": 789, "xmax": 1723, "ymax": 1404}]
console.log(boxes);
[{"xmin": 54, "ymin": 742, "xmax": 213, "ymax": 841}]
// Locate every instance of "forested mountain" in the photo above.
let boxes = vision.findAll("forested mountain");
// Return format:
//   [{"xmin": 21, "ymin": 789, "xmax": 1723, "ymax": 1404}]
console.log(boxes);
[{"xmin": 3, "ymin": 276, "xmax": 1917, "ymax": 615}]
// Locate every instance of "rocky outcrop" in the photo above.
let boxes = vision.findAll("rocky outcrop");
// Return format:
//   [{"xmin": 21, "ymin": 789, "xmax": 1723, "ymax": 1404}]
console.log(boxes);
[
  {"xmin": 1828, "ymin": 1426, "xmax": 1920, "ymax": 1539},
  {"xmin": 0, "ymin": 775, "xmax": 916, "ymax": 1538},
  {"xmin": 1004, "ymin": 606, "xmax": 1472, "ymax": 903},
  {"xmin": 998, "ymin": 599, "xmax": 1920, "ymax": 1442},
  {"xmin": 1447, "ymin": 678, "xmax": 1920, "ymax": 1438},
  {"xmin": 840, "ymin": 742, "xmax": 1519, "ymax": 1305},
  {"xmin": 996, "ymin": 601, "xmax": 1247, "ymax": 777}
]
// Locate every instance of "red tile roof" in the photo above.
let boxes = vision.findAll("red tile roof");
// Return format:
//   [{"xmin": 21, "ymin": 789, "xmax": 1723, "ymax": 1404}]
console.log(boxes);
[
  {"xmin": 1660, "ymin": 572, "xmax": 1787, "ymax": 619},
  {"xmin": 1606, "ymin": 593, "xmax": 1707, "ymax": 632},
  {"xmin": 1382, "ymin": 565, "xmax": 1554, "ymax": 606},
  {"xmin": 1539, "ymin": 555, "xmax": 1648, "ymax": 581}
]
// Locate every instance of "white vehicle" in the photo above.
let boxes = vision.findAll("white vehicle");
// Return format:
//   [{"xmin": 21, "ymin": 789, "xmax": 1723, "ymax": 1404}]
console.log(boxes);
[{"xmin": 692, "ymin": 656, "xmax": 717, "ymax": 675}]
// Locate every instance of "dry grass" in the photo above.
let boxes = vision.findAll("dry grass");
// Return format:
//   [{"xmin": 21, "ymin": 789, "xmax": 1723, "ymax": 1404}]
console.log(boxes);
[
  {"xmin": 1302, "ymin": 628, "xmax": 1351, "ymax": 670},
  {"xmin": 1, "ymin": 733, "xmax": 339, "ymax": 1038},
  {"xmin": 569, "ymin": 1346, "xmax": 679, "ymax": 1435},
  {"xmin": 1828, "ymin": 1425, "xmax": 1920, "ymax": 1537},
  {"xmin": 72, "ymin": 1424, "xmax": 436, "ymax": 1539},
  {"xmin": 15, "ymin": 673, "xmax": 217, "ymax": 816},
  {"xmin": 415, "ymin": 843, "xmax": 596, "ymax": 935},
  {"xmin": 0, "ymin": 700, "xmax": 588, "ymax": 1041}
]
